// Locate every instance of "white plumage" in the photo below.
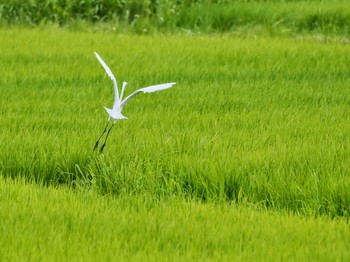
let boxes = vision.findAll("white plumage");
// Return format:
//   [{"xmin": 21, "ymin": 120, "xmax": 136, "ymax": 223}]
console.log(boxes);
[
  {"xmin": 94, "ymin": 52, "xmax": 176, "ymax": 121},
  {"xmin": 93, "ymin": 51, "xmax": 176, "ymax": 152}
]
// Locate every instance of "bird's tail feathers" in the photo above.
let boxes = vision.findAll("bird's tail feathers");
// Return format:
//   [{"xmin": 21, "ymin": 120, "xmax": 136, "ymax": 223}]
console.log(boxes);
[{"xmin": 104, "ymin": 107, "xmax": 128, "ymax": 120}]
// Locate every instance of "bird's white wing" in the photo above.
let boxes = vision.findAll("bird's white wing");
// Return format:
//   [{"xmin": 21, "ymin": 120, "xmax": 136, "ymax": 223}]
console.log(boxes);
[
  {"xmin": 119, "ymin": 82, "xmax": 128, "ymax": 103},
  {"xmin": 120, "ymin": 82, "xmax": 176, "ymax": 108},
  {"xmin": 94, "ymin": 52, "xmax": 119, "ymax": 107}
]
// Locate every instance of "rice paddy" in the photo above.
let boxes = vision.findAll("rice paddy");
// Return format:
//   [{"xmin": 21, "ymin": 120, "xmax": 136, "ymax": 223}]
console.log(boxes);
[{"xmin": 1, "ymin": 1, "xmax": 350, "ymax": 260}]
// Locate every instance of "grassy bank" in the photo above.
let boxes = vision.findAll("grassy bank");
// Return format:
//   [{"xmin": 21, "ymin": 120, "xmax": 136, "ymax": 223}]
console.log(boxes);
[{"xmin": 0, "ymin": 0, "xmax": 350, "ymax": 34}]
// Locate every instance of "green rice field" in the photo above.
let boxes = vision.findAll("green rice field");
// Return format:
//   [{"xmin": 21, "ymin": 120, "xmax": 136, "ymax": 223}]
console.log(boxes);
[
  {"xmin": 1, "ymin": 177, "xmax": 349, "ymax": 261},
  {"xmin": 1, "ymin": 0, "xmax": 350, "ymax": 260}
]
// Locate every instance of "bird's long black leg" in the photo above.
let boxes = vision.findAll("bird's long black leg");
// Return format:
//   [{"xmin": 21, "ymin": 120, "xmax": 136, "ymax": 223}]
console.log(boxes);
[
  {"xmin": 93, "ymin": 121, "xmax": 110, "ymax": 151},
  {"xmin": 99, "ymin": 123, "xmax": 115, "ymax": 153}
]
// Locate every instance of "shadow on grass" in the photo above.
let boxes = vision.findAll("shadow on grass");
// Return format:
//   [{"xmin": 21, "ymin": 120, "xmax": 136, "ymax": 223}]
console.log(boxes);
[{"xmin": 1, "ymin": 152, "xmax": 349, "ymax": 218}]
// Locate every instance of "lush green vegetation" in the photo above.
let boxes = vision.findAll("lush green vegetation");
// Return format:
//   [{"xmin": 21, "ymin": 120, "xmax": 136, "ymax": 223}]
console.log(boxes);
[
  {"xmin": 1, "ymin": 177, "xmax": 350, "ymax": 261},
  {"xmin": 1, "ymin": 0, "xmax": 350, "ymax": 34},
  {"xmin": 1, "ymin": 28, "xmax": 350, "ymax": 217},
  {"xmin": 1, "ymin": 1, "xmax": 350, "ymax": 260}
]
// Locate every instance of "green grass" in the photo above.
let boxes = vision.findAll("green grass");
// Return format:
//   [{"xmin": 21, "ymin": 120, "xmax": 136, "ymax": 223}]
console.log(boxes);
[
  {"xmin": 1, "ymin": 0, "xmax": 350, "ymax": 35},
  {"xmin": 1, "ymin": 26, "xmax": 350, "ymax": 259},
  {"xmin": 1, "ymin": 28, "xmax": 350, "ymax": 217},
  {"xmin": 1, "ymin": 176, "xmax": 350, "ymax": 261}
]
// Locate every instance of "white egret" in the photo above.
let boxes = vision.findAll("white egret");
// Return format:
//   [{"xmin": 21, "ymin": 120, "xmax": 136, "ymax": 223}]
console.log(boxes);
[{"xmin": 93, "ymin": 52, "xmax": 176, "ymax": 153}]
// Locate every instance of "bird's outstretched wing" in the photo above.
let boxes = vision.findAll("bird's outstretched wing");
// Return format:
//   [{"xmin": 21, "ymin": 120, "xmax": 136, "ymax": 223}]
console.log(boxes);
[
  {"xmin": 120, "ymin": 82, "xmax": 176, "ymax": 108},
  {"xmin": 94, "ymin": 52, "xmax": 120, "ymax": 107}
]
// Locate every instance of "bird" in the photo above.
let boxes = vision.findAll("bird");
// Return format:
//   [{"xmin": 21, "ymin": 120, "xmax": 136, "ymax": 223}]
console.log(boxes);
[{"xmin": 93, "ymin": 52, "xmax": 176, "ymax": 153}]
